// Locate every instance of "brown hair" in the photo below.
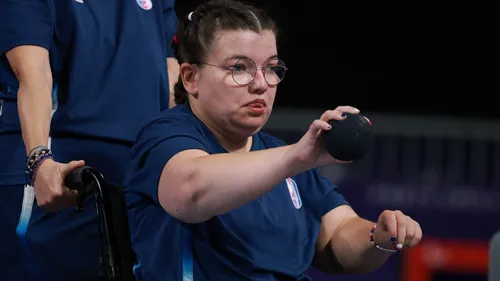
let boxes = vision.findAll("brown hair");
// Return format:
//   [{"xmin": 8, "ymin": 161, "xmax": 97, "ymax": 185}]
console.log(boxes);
[{"xmin": 172, "ymin": 0, "xmax": 277, "ymax": 104}]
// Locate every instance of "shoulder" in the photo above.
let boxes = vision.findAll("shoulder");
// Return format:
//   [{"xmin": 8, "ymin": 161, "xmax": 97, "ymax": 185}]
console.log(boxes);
[
  {"xmin": 134, "ymin": 104, "xmax": 203, "ymax": 144},
  {"xmin": 140, "ymin": 104, "xmax": 200, "ymax": 131}
]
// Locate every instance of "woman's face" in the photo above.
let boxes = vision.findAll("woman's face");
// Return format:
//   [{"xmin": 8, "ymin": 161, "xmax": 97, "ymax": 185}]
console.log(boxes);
[{"xmin": 192, "ymin": 29, "xmax": 279, "ymax": 136}]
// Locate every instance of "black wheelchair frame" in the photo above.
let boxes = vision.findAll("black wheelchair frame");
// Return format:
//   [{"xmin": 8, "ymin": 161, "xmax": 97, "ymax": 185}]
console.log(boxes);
[{"xmin": 65, "ymin": 166, "xmax": 137, "ymax": 281}]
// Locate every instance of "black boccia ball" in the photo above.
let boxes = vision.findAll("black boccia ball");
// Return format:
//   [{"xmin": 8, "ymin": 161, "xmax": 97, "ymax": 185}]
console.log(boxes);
[{"xmin": 323, "ymin": 113, "xmax": 374, "ymax": 161}]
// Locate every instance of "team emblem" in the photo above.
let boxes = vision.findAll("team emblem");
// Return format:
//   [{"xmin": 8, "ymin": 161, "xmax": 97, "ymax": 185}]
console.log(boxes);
[
  {"xmin": 286, "ymin": 178, "xmax": 302, "ymax": 209},
  {"xmin": 137, "ymin": 0, "xmax": 153, "ymax": 10}
]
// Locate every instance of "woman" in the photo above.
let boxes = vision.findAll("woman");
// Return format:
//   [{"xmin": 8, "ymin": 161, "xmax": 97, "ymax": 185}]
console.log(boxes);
[{"xmin": 125, "ymin": 1, "xmax": 422, "ymax": 280}]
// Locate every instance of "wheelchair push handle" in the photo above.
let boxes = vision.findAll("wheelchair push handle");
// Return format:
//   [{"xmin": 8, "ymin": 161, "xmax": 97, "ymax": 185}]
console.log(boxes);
[
  {"xmin": 65, "ymin": 165, "xmax": 94, "ymax": 211},
  {"xmin": 64, "ymin": 166, "xmax": 131, "ymax": 281},
  {"xmin": 65, "ymin": 165, "xmax": 92, "ymax": 191}
]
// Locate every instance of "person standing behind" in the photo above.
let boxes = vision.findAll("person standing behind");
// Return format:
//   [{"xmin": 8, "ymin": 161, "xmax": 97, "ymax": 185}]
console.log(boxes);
[{"xmin": 0, "ymin": 0, "xmax": 179, "ymax": 280}]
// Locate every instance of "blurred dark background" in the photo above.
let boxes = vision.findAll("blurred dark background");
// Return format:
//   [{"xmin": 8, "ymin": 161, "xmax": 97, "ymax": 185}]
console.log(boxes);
[{"xmin": 176, "ymin": 0, "xmax": 496, "ymax": 119}]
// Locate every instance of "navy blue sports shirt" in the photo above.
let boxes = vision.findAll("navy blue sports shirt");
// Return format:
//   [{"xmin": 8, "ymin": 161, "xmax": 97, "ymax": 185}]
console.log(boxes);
[
  {"xmin": 0, "ymin": 0, "xmax": 177, "ymax": 141},
  {"xmin": 125, "ymin": 104, "xmax": 349, "ymax": 281},
  {"xmin": 0, "ymin": 0, "xmax": 177, "ymax": 186}
]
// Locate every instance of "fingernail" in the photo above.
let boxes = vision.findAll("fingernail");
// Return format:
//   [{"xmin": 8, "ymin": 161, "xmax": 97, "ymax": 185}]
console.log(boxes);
[
  {"xmin": 391, "ymin": 237, "xmax": 396, "ymax": 242},
  {"xmin": 354, "ymin": 108, "xmax": 360, "ymax": 112},
  {"xmin": 326, "ymin": 125, "xmax": 332, "ymax": 130},
  {"xmin": 396, "ymin": 244, "xmax": 403, "ymax": 250},
  {"xmin": 341, "ymin": 113, "xmax": 346, "ymax": 117}
]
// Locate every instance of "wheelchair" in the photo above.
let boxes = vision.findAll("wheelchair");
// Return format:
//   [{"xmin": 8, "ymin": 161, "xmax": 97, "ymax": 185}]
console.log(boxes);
[{"xmin": 65, "ymin": 166, "xmax": 137, "ymax": 281}]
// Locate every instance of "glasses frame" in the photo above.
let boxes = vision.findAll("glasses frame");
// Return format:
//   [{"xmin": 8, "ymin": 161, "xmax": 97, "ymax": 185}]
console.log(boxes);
[{"xmin": 203, "ymin": 58, "xmax": 288, "ymax": 86}]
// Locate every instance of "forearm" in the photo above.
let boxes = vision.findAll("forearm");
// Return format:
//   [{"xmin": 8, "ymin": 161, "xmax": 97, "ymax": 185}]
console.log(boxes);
[
  {"xmin": 329, "ymin": 217, "xmax": 392, "ymax": 273},
  {"xmin": 18, "ymin": 80, "xmax": 52, "ymax": 153},
  {"xmin": 7, "ymin": 46, "xmax": 53, "ymax": 154},
  {"xmin": 168, "ymin": 145, "xmax": 310, "ymax": 222}
]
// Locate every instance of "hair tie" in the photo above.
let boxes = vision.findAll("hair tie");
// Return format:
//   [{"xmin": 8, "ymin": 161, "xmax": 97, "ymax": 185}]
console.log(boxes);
[{"xmin": 187, "ymin": 12, "xmax": 194, "ymax": 21}]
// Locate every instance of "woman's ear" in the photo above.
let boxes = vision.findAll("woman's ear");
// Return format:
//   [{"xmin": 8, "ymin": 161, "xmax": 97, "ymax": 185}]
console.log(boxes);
[{"xmin": 180, "ymin": 63, "xmax": 200, "ymax": 95}]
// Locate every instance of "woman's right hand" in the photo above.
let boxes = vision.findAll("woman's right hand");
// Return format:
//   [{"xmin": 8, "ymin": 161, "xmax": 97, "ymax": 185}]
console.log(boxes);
[
  {"xmin": 287, "ymin": 106, "xmax": 361, "ymax": 170},
  {"xmin": 33, "ymin": 158, "xmax": 85, "ymax": 212}
]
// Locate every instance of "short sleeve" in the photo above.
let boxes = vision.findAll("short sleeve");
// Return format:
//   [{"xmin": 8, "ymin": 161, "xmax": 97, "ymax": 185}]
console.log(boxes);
[
  {"xmin": 298, "ymin": 169, "xmax": 349, "ymax": 219},
  {"xmin": 162, "ymin": 0, "xmax": 178, "ymax": 58},
  {"xmin": 125, "ymin": 115, "xmax": 209, "ymax": 204},
  {"xmin": 0, "ymin": 0, "xmax": 54, "ymax": 55}
]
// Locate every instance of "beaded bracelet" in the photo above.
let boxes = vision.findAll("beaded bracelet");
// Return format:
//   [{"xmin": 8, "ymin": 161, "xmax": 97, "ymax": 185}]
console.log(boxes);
[
  {"xmin": 369, "ymin": 224, "xmax": 399, "ymax": 253},
  {"xmin": 25, "ymin": 147, "xmax": 53, "ymax": 185},
  {"xmin": 28, "ymin": 145, "xmax": 48, "ymax": 158},
  {"xmin": 26, "ymin": 146, "xmax": 50, "ymax": 168},
  {"xmin": 26, "ymin": 147, "xmax": 51, "ymax": 172},
  {"xmin": 29, "ymin": 153, "xmax": 53, "ymax": 185}
]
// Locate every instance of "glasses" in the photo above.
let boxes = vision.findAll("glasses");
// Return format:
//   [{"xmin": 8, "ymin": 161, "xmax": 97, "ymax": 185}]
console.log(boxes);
[{"xmin": 204, "ymin": 58, "xmax": 287, "ymax": 86}]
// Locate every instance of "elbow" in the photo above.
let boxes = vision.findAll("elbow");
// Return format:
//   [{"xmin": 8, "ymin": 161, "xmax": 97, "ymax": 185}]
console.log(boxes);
[
  {"xmin": 16, "ymin": 69, "xmax": 52, "ymax": 96},
  {"xmin": 158, "ymin": 165, "xmax": 213, "ymax": 224},
  {"xmin": 15, "ymin": 68, "xmax": 52, "ymax": 88},
  {"xmin": 6, "ymin": 45, "xmax": 52, "ymax": 90},
  {"xmin": 169, "ymin": 184, "xmax": 213, "ymax": 224}
]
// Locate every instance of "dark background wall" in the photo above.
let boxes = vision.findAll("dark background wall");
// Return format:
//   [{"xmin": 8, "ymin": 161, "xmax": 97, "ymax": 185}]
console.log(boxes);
[{"xmin": 175, "ymin": 1, "xmax": 495, "ymax": 119}]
